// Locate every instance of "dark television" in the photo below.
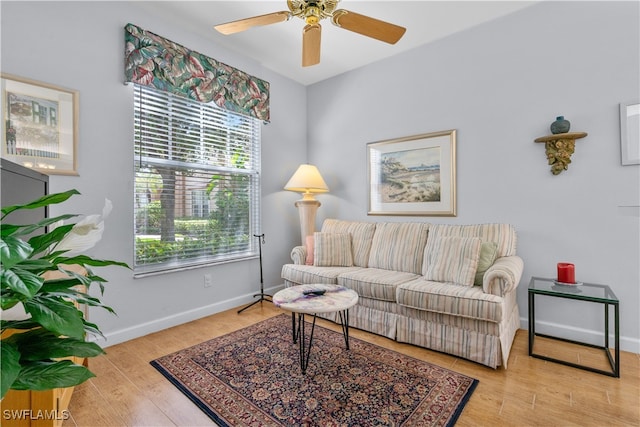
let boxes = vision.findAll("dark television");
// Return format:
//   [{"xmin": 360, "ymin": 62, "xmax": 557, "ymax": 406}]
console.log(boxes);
[{"xmin": 1, "ymin": 158, "xmax": 49, "ymax": 228}]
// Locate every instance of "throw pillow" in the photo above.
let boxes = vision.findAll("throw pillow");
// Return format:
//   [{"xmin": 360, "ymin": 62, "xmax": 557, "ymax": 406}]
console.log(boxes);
[
  {"xmin": 313, "ymin": 232, "xmax": 354, "ymax": 267},
  {"xmin": 474, "ymin": 241, "xmax": 499, "ymax": 286},
  {"xmin": 424, "ymin": 236, "xmax": 482, "ymax": 286},
  {"xmin": 305, "ymin": 235, "xmax": 314, "ymax": 265}
]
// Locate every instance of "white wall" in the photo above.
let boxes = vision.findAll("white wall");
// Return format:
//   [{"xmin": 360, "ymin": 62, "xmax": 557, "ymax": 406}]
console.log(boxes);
[
  {"xmin": 1, "ymin": 1, "xmax": 307, "ymax": 344},
  {"xmin": 307, "ymin": 1, "xmax": 640, "ymax": 352}
]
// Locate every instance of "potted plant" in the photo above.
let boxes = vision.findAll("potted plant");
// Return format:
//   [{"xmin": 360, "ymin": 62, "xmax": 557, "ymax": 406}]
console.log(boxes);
[{"xmin": 1, "ymin": 189, "xmax": 129, "ymax": 399}]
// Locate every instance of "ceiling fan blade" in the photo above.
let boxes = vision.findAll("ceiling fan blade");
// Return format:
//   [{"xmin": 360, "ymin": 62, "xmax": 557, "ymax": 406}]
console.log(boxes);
[
  {"xmin": 214, "ymin": 11, "xmax": 291, "ymax": 35},
  {"xmin": 331, "ymin": 9, "xmax": 406, "ymax": 44},
  {"xmin": 302, "ymin": 23, "xmax": 321, "ymax": 67}
]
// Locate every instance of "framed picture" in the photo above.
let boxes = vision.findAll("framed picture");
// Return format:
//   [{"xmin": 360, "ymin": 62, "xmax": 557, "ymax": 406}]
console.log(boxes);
[
  {"xmin": 620, "ymin": 101, "xmax": 639, "ymax": 165},
  {"xmin": 1, "ymin": 73, "xmax": 78, "ymax": 175},
  {"xmin": 368, "ymin": 130, "xmax": 457, "ymax": 216}
]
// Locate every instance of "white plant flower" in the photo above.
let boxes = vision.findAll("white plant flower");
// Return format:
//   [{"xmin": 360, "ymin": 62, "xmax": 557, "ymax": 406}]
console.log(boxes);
[{"xmin": 51, "ymin": 199, "xmax": 112, "ymax": 257}]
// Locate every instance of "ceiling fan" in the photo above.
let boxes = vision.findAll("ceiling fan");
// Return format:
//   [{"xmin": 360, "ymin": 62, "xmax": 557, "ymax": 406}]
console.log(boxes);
[{"xmin": 214, "ymin": 0, "xmax": 406, "ymax": 67}]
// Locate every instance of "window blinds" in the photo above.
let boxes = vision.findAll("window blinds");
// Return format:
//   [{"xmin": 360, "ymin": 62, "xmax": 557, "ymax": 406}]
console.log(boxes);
[{"xmin": 133, "ymin": 84, "xmax": 261, "ymax": 275}]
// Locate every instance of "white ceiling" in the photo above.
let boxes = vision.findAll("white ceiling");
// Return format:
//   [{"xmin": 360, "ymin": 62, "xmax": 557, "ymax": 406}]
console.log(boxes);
[{"xmin": 140, "ymin": 1, "xmax": 537, "ymax": 86}]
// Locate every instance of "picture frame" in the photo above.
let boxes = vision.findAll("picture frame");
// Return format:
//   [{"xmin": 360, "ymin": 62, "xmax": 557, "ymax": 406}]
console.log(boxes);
[
  {"xmin": 368, "ymin": 130, "xmax": 457, "ymax": 216},
  {"xmin": 620, "ymin": 101, "xmax": 639, "ymax": 165},
  {"xmin": 1, "ymin": 73, "xmax": 79, "ymax": 175}
]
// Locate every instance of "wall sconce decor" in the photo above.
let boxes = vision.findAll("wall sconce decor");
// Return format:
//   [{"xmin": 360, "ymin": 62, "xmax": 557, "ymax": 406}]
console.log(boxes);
[{"xmin": 535, "ymin": 116, "xmax": 587, "ymax": 175}]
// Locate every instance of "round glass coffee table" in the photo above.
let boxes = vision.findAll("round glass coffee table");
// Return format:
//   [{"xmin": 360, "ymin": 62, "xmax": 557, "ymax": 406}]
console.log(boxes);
[{"xmin": 273, "ymin": 284, "xmax": 359, "ymax": 374}]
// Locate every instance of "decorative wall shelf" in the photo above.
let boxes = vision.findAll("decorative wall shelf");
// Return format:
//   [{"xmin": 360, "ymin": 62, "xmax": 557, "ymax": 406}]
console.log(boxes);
[{"xmin": 535, "ymin": 132, "xmax": 587, "ymax": 175}]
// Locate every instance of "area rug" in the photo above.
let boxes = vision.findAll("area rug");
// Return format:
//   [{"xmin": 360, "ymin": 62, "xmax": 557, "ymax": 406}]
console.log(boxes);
[{"xmin": 150, "ymin": 314, "xmax": 478, "ymax": 426}]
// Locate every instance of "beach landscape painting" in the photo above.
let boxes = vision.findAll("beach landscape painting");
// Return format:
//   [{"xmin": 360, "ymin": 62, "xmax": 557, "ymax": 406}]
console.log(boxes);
[
  {"xmin": 368, "ymin": 130, "xmax": 456, "ymax": 216},
  {"xmin": 380, "ymin": 147, "xmax": 441, "ymax": 203}
]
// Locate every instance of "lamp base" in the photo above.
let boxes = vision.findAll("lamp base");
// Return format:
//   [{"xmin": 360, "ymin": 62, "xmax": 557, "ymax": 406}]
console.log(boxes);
[{"xmin": 295, "ymin": 199, "xmax": 321, "ymax": 246}]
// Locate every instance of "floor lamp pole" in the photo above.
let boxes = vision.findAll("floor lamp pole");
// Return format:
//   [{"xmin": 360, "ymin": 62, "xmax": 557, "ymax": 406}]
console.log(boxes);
[
  {"xmin": 295, "ymin": 199, "xmax": 321, "ymax": 246},
  {"xmin": 237, "ymin": 233, "xmax": 272, "ymax": 314}
]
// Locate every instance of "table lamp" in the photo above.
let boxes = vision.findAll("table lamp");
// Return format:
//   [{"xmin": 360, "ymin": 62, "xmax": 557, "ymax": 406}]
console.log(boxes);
[{"xmin": 284, "ymin": 164, "xmax": 329, "ymax": 245}]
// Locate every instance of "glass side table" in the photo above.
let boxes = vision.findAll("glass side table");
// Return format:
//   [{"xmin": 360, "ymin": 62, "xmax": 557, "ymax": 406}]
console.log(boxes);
[{"xmin": 528, "ymin": 276, "xmax": 620, "ymax": 377}]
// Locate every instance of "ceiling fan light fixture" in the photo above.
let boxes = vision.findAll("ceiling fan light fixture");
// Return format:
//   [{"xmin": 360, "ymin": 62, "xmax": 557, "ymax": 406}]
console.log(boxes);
[
  {"xmin": 214, "ymin": 0, "xmax": 405, "ymax": 66},
  {"xmin": 304, "ymin": 6, "xmax": 321, "ymax": 25}
]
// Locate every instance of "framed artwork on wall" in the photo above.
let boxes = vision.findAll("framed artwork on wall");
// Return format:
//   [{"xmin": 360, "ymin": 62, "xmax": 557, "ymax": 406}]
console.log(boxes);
[
  {"xmin": 1, "ymin": 74, "xmax": 79, "ymax": 175},
  {"xmin": 367, "ymin": 129, "xmax": 457, "ymax": 216},
  {"xmin": 620, "ymin": 101, "xmax": 639, "ymax": 165}
]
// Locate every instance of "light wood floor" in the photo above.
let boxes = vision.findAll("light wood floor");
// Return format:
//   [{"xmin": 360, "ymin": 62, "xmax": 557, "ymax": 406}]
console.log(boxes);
[{"xmin": 64, "ymin": 303, "xmax": 639, "ymax": 426}]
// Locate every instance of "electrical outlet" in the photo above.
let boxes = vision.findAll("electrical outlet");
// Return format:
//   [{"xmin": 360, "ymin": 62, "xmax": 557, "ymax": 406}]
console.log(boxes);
[{"xmin": 204, "ymin": 274, "xmax": 212, "ymax": 288}]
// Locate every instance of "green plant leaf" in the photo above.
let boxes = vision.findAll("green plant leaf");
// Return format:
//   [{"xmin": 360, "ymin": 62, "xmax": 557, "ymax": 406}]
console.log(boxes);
[
  {"xmin": 0, "ymin": 189, "xmax": 80, "ymax": 219},
  {"xmin": 0, "ymin": 235, "xmax": 33, "ymax": 269},
  {"xmin": 0, "ymin": 295, "xmax": 22, "ymax": 311},
  {"xmin": 1, "ymin": 267, "xmax": 44, "ymax": 298},
  {"xmin": 82, "ymin": 319, "xmax": 105, "ymax": 340},
  {"xmin": 40, "ymin": 280, "xmax": 88, "ymax": 293},
  {"xmin": 1, "ymin": 320, "xmax": 41, "ymax": 331},
  {"xmin": 1, "ymin": 341, "xmax": 22, "ymax": 398},
  {"xmin": 27, "ymin": 224, "xmax": 74, "ymax": 256},
  {"xmin": 7, "ymin": 329, "xmax": 106, "ymax": 360},
  {"xmin": 2, "ymin": 214, "xmax": 77, "ymax": 239},
  {"xmin": 0, "ymin": 223, "xmax": 21, "ymax": 237},
  {"xmin": 10, "ymin": 360, "xmax": 95, "ymax": 391},
  {"xmin": 54, "ymin": 255, "xmax": 131, "ymax": 269},
  {"xmin": 24, "ymin": 297, "xmax": 85, "ymax": 339},
  {"xmin": 12, "ymin": 258, "xmax": 55, "ymax": 271},
  {"xmin": 37, "ymin": 284, "xmax": 116, "ymax": 314},
  {"xmin": 43, "ymin": 275, "xmax": 87, "ymax": 289}
]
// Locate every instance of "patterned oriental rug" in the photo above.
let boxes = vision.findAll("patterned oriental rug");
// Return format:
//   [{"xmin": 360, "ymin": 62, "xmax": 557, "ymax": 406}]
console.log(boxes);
[{"xmin": 150, "ymin": 314, "xmax": 478, "ymax": 426}]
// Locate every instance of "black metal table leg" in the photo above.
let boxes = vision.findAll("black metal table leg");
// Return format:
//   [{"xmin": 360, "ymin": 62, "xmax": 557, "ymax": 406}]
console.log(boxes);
[
  {"xmin": 614, "ymin": 301, "xmax": 620, "ymax": 377},
  {"xmin": 338, "ymin": 309, "xmax": 351, "ymax": 350},
  {"xmin": 528, "ymin": 291, "xmax": 535, "ymax": 355},
  {"xmin": 296, "ymin": 313, "xmax": 318, "ymax": 374}
]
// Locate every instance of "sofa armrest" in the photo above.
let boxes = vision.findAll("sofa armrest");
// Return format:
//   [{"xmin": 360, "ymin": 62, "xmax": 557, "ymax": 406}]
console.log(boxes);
[
  {"xmin": 483, "ymin": 255, "xmax": 524, "ymax": 297},
  {"xmin": 290, "ymin": 245, "xmax": 307, "ymax": 265}
]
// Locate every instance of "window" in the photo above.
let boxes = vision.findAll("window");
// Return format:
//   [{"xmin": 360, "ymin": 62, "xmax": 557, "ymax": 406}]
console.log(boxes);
[
  {"xmin": 133, "ymin": 85, "xmax": 261, "ymax": 276},
  {"xmin": 191, "ymin": 189, "xmax": 210, "ymax": 218}
]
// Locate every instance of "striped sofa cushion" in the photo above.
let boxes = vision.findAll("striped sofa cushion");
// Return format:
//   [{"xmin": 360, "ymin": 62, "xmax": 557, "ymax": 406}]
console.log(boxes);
[
  {"xmin": 423, "ymin": 236, "xmax": 482, "ymax": 287},
  {"xmin": 396, "ymin": 278, "xmax": 504, "ymax": 323},
  {"xmin": 337, "ymin": 268, "xmax": 420, "ymax": 302},
  {"xmin": 281, "ymin": 264, "xmax": 362, "ymax": 285},
  {"xmin": 367, "ymin": 222, "xmax": 430, "ymax": 274},
  {"xmin": 313, "ymin": 232, "xmax": 353, "ymax": 267},
  {"xmin": 321, "ymin": 219, "xmax": 377, "ymax": 267},
  {"xmin": 427, "ymin": 223, "xmax": 517, "ymax": 257}
]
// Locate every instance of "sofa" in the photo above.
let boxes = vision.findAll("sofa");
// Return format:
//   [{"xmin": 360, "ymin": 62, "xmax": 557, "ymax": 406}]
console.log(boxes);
[{"xmin": 281, "ymin": 219, "xmax": 524, "ymax": 369}]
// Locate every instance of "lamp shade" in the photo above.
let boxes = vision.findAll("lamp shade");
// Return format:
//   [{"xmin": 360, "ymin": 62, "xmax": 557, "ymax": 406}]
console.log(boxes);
[{"xmin": 284, "ymin": 164, "xmax": 329, "ymax": 200}]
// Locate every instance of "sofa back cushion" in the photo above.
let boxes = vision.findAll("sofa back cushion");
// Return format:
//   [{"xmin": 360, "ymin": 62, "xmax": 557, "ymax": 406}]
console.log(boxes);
[
  {"xmin": 321, "ymin": 219, "xmax": 376, "ymax": 267},
  {"xmin": 423, "ymin": 236, "xmax": 482, "ymax": 286},
  {"xmin": 474, "ymin": 241, "xmax": 499, "ymax": 285},
  {"xmin": 313, "ymin": 232, "xmax": 354, "ymax": 267},
  {"xmin": 368, "ymin": 222, "xmax": 430, "ymax": 274},
  {"xmin": 427, "ymin": 223, "xmax": 517, "ymax": 258}
]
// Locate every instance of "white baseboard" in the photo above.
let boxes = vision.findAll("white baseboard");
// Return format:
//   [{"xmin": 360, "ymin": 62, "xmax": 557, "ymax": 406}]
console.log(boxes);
[
  {"xmin": 97, "ymin": 284, "xmax": 285, "ymax": 347},
  {"xmin": 521, "ymin": 316, "xmax": 639, "ymax": 354},
  {"xmin": 96, "ymin": 298, "xmax": 639, "ymax": 355}
]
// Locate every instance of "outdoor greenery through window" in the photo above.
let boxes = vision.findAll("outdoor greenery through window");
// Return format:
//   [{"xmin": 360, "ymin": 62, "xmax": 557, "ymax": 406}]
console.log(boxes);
[{"xmin": 134, "ymin": 84, "xmax": 261, "ymax": 275}]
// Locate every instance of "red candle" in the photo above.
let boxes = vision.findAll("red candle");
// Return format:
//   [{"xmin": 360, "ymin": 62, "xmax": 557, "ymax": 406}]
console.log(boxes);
[{"xmin": 557, "ymin": 262, "xmax": 575, "ymax": 283}]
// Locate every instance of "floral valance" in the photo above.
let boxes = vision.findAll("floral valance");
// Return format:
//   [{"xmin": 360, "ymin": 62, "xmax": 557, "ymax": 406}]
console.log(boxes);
[{"xmin": 124, "ymin": 23, "xmax": 269, "ymax": 122}]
